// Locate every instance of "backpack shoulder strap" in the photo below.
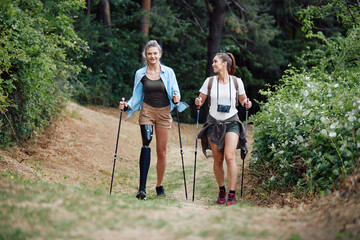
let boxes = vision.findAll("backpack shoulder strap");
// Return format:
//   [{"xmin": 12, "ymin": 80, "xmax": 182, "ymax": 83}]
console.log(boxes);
[
  {"xmin": 207, "ymin": 77, "xmax": 214, "ymax": 107},
  {"xmin": 231, "ymin": 75, "xmax": 239, "ymax": 107}
]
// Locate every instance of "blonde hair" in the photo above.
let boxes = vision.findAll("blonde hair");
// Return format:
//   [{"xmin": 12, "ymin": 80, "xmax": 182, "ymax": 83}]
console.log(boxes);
[
  {"xmin": 215, "ymin": 52, "xmax": 236, "ymax": 75},
  {"xmin": 142, "ymin": 40, "xmax": 162, "ymax": 65}
]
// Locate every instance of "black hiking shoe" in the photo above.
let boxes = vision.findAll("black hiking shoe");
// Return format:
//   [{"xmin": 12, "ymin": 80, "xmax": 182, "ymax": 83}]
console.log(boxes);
[
  {"xmin": 136, "ymin": 190, "xmax": 146, "ymax": 200},
  {"xmin": 156, "ymin": 185, "xmax": 166, "ymax": 196}
]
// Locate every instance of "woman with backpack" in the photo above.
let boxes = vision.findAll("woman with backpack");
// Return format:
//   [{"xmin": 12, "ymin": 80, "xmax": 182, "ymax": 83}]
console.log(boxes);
[
  {"xmin": 194, "ymin": 53, "xmax": 252, "ymax": 205},
  {"xmin": 119, "ymin": 40, "xmax": 185, "ymax": 200}
]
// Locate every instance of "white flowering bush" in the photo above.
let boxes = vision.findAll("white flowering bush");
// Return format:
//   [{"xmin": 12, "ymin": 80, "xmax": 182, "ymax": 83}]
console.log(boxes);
[{"xmin": 250, "ymin": 9, "xmax": 360, "ymax": 193}]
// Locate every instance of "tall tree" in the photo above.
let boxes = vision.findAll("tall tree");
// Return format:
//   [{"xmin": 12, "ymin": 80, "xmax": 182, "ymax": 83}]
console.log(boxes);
[
  {"xmin": 139, "ymin": 0, "xmax": 151, "ymax": 61},
  {"xmin": 85, "ymin": 0, "xmax": 91, "ymax": 15},
  {"xmin": 199, "ymin": 0, "xmax": 227, "ymax": 122},
  {"xmin": 205, "ymin": 0, "xmax": 227, "ymax": 77},
  {"xmin": 140, "ymin": 0, "xmax": 151, "ymax": 37},
  {"xmin": 97, "ymin": 0, "xmax": 112, "ymax": 34}
]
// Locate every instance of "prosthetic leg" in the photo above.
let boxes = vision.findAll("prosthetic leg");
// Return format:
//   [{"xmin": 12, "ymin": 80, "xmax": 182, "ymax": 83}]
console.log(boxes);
[{"xmin": 136, "ymin": 124, "xmax": 153, "ymax": 200}]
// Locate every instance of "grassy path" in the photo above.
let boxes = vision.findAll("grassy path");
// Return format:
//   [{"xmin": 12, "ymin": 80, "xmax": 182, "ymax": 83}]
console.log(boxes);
[
  {"xmin": 0, "ymin": 102, "xmax": 358, "ymax": 240},
  {"xmin": 1, "ymin": 169, "xmax": 306, "ymax": 240}
]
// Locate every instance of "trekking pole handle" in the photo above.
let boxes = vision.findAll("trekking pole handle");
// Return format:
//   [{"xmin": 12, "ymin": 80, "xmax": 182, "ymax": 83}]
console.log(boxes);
[
  {"xmin": 195, "ymin": 97, "xmax": 202, "ymax": 108},
  {"xmin": 243, "ymin": 98, "xmax": 251, "ymax": 109},
  {"xmin": 119, "ymin": 97, "xmax": 126, "ymax": 111},
  {"xmin": 172, "ymin": 91, "xmax": 180, "ymax": 104}
]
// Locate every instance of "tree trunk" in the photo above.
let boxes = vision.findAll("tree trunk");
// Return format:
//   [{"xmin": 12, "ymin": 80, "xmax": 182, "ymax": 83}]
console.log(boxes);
[
  {"xmin": 85, "ymin": 0, "xmax": 90, "ymax": 15},
  {"xmin": 97, "ymin": 0, "xmax": 112, "ymax": 34},
  {"xmin": 140, "ymin": 0, "xmax": 151, "ymax": 37},
  {"xmin": 205, "ymin": 0, "xmax": 227, "ymax": 77},
  {"xmin": 200, "ymin": 0, "xmax": 227, "ymax": 123},
  {"xmin": 139, "ymin": 0, "xmax": 151, "ymax": 62}
]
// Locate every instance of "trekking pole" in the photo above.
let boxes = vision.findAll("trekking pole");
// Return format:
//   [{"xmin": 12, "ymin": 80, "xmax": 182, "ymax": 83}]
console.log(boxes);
[
  {"xmin": 192, "ymin": 107, "xmax": 200, "ymax": 201},
  {"xmin": 110, "ymin": 97, "xmax": 125, "ymax": 195},
  {"xmin": 240, "ymin": 99, "xmax": 249, "ymax": 197},
  {"xmin": 176, "ymin": 104, "xmax": 188, "ymax": 199}
]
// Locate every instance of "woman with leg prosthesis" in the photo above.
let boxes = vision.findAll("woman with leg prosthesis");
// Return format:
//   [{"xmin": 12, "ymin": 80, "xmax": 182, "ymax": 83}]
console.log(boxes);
[{"xmin": 119, "ymin": 40, "xmax": 185, "ymax": 200}]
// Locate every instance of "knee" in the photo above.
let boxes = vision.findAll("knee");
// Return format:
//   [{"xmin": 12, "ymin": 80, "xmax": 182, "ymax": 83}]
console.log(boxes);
[
  {"xmin": 157, "ymin": 149, "xmax": 166, "ymax": 159},
  {"xmin": 224, "ymin": 153, "xmax": 236, "ymax": 164},
  {"xmin": 213, "ymin": 157, "xmax": 224, "ymax": 167},
  {"xmin": 141, "ymin": 125, "xmax": 153, "ymax": 147}
]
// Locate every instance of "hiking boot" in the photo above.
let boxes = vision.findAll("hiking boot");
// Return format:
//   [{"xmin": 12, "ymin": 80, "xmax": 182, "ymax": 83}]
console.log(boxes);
[
  {"xmin": 136, "ymin": 190, "xmax": 146, "ymax": 200},
  {"xmin": 156, "ymin": 185, "xmax": 166, "ymax": 196},
  {"xmin": 226, "ymin": 193, "xmax": 236, "ymax": 205},
  {"xmin": 216, "ymin": 189, "xmax": 227, "ymax": 204}
]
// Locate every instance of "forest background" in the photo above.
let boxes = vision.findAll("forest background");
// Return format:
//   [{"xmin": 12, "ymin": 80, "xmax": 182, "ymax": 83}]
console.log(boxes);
[{"xmin": 0, "ymin": 0, "xmax": 359, "ymax": 195}]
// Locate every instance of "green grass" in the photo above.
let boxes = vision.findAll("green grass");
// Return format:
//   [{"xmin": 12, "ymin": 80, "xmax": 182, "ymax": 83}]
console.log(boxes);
[
  {"xmin": 0, "ymin": 168, "xmax": 299, "ymax": 240},
  {"xmin": 288, "ymin": 233, "xmax": 301, "ymax": 240},
  {"xmin": 1, "ymin": 171, "xmax": 175, "ymax": 238},
  {"xmin": 335, "ymin": 231, "xmax": 359, "ymax": 240}
]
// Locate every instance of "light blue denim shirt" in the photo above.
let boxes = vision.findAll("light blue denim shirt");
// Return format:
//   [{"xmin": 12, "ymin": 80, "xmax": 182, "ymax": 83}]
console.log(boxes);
[{"xmin": 126, "ymin": 64, "xmax": 185, "ymax": 118}]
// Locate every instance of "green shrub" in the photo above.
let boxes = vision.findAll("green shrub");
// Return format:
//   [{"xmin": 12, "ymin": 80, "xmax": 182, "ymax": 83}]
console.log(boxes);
[
  {"xmin": 250, "ymin": 2, "xmax": 360, "ymax": 194},
  {"xmin": 0, "ymin": 0, "xmax": 86, "ymax": 147},
  {"xmin": 251, "ymin": 69, "xmax": 360, "ymax": 193}
]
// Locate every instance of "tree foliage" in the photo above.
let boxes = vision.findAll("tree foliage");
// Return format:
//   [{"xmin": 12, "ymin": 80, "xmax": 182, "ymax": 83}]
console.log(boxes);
[
  {"xmin": 250, "ymin": 0, "xmax": 360, "ymax": 194},
  {"xmin": 0, "ymin": 0, "xmax": 86, "ymax": 147},
  {"xmin": 69, "ymin": 0, "xmax": 142, "ymax": 106}
]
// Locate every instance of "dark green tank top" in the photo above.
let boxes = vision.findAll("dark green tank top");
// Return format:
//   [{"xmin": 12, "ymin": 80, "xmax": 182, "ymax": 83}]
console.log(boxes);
[{"xmin": 141, "ymin": 75, "xmax": 170, "ymax": 107}]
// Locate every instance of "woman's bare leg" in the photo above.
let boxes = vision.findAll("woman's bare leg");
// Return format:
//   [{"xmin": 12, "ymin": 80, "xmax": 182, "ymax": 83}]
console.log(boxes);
[
  {"xmin": 209, "ymin": 137, "xmax": 225, "ymax": 187},
  {"xmin": 155, "ymin": 127, "xmax": 169, "ymax": 187},
  {"xmin": 223, "ymin": 132, "xmax": 239, "ymax": 191}
]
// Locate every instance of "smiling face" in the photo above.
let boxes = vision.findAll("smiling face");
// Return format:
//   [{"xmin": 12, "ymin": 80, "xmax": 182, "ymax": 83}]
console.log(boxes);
[
  {"xmin": 145, "ymin": 46, "xmax": 162, "ymax": 65},
  {"xmin": 212, "ymin": 56, "xmax": 226, "ymax": 73}
]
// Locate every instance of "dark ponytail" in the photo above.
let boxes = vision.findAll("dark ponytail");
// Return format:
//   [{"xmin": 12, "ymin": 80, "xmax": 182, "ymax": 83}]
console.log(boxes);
[
  {"xmin": 227, "ymin": 53, "xmax": 236, "ymax": 75},
  {"xmin": 215, "ymin": 52, "xmax": 236, "ymax": 75}
]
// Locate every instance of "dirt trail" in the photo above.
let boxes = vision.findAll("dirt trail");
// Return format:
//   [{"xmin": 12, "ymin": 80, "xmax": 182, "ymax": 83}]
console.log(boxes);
[{"xmin": 1, "ymin": 102, "xmax": 359, "ymax": 240}]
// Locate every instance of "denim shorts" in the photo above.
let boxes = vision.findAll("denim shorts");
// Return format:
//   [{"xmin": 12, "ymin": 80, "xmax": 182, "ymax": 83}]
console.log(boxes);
[{"xmin": 207, "ymin": 121, "xmax": 240, "ymax": 137}]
